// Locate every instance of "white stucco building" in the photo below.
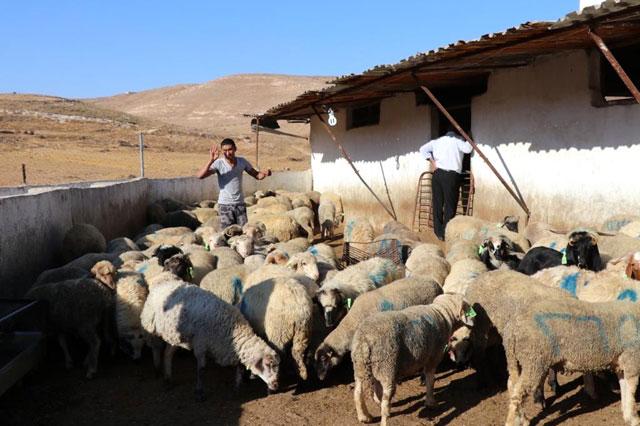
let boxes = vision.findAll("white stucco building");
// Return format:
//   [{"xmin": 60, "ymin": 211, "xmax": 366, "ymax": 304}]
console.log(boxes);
[{"xmin": 261, "ymin": 1, "xmax": 640, "ymax": 230}]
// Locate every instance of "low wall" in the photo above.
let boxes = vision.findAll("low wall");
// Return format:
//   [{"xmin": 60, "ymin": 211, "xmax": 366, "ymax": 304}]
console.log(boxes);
[{"xmin": 0, "ymin": 171, "xmax": 312, "ymax": 298}]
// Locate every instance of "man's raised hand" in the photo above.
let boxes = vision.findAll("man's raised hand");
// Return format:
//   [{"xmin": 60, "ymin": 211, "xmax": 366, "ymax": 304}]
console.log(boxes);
[{"xmin": 210, "ymin": 145, "xmax": 220, "ymax": 162}]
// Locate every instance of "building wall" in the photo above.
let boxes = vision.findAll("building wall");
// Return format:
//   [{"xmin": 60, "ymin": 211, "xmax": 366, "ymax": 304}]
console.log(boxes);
[
  {"xmin": 0, "ymin": 171, "xmax": 311, "ymax": 297},
  {"xmin": 471, "ymin": 50, "xmax": 640, "ymax": 228},
  {"xmin": 309, "ymin": 50, "xmax": 640, "ymax": 232},
  {"xmin": 309, "ymin": 92, "xmax": 431, "ymax": 228}
]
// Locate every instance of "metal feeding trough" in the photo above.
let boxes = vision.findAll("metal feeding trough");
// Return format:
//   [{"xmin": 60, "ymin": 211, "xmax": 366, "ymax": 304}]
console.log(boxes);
[{"xmin": 0, "ymin": 299, "xmax": 46, "ymax": 397}]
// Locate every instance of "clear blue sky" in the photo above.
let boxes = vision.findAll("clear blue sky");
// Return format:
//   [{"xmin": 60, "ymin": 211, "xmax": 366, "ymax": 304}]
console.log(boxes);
[{"xmin": 0, "ymin": 0, "xmax": 577, "ymax": 99}]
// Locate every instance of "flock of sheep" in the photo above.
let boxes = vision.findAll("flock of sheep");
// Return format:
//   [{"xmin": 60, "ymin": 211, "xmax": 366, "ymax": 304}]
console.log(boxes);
[{"xmin": 23, "ymin": 191, "xmax": 640, "ymax": 425}]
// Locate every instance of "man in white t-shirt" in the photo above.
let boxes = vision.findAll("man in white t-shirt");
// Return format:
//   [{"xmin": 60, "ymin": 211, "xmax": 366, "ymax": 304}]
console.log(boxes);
[
  {"xmin": 197, "ymin": 138, "xmax": 271, "ymax": 227},
  {"xmin": 419, "ymin": 129, "xmax": 473, "ymax": 241}
]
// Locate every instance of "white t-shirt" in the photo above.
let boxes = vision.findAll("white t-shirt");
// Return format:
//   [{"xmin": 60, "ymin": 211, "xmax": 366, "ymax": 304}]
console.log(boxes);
[{"xmin": 419, "ymin": 132, "xmax": 473, "ymax": 174}]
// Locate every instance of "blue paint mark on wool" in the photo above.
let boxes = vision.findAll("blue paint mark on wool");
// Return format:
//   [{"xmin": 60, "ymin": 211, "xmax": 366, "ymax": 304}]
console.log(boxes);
[
  {"xmin": 618, "ymin": 289, "xmax": 638, "ymax": 302},
  {"xmin": 137, "ymin": 264, "xmax": 148, "ymax": 273},
  {"xmin": 308, "ymin": 246, "xmax": 318, "ymax": 256},
  {"xmin": 232, "ymin": 276, "xmax": 244, "ymax": 304},
  {"xmin": 379, "ymin": 300, "xmax": 394, "ymax": 311},
  {"xmin": 560, "ymin": 273, "xmax": 579, "ymax": 297},
  {"xmin": 369, "ymin": 268, "xmax": 388, "ymax": 287},
  {"xmin": 345, "ymin": 220, "xmax": 356, "ymax": 240},
  {"xmin": 549, "ymin": 242, "xmax": 557, "ymax": 250}
]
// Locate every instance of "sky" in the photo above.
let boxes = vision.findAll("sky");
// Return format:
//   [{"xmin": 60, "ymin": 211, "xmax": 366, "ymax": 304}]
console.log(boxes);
[{"xmin": 0, "ymin": 0, "xmax": 577, "ymax": 99}]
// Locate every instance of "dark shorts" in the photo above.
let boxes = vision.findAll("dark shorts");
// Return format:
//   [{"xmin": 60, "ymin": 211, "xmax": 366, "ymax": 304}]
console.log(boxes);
[{"xmin": 218, "ymin": 203, "xmax": 248, "ymax": 228}]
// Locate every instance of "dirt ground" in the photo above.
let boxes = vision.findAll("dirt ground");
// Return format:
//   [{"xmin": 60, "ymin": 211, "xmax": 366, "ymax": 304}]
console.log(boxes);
[{"xmin": 0, "ymin": 345, "xmax": 622, "ymax": 426}]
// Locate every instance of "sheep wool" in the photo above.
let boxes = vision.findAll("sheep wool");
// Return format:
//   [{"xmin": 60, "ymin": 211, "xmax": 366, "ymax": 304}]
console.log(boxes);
[
  {"xmin": 351, "ymin": 293, "xmax": 473, "ymax": 425},
  {"xmin": 532, "ymin": 265, "xmax": 596, "ymax": 298},
  {"xmin": 445, "ymin": 239, "xmax": 479, "ymax": 264},
  {"xmin": 140, "ymin": 280, "xmax": 280, "ymax": 396},
  {"xmin": 61, "ymin": 223, "xmax": 107, "ymax": 263},
  {"xmin": 115, "ymin": 270, "xmax": 151, "ymax": 361},
  {"xmin": 443, "ymin": 259, "xmax": 488, "ymax": 295},
  {"xmin": 239, "ymin": 276, "xmax": 315, "ymax": 381},
  {"xmin": 314, "ymin": 276, "xmax": 442, "ymax": 381}
]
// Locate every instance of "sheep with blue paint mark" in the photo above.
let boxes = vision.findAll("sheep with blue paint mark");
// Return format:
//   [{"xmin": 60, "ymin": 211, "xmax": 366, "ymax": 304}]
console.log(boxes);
[
  {"xmin": 316, "ymin": 257, "xmax": 405, "ymax": 328},
  {"xmin": 532, "ymin": 266, "xmax": 596, "ymax": 298},
  {"xmin": 601, "ymin": 214, "xmax": 640, "ymax": 233},
  {"xmin": 500, "ymin": 295, "xmax": 640, "ymax": 426},
  {"xmin": 405, "ymin": 243, "xmax": 450, "ymax": 286},
  {"xmin": 200, "ymin": 263, "xmax": 263, "ymax": 305},
  {"xmin": 351, "ymin": 293, "xmax": 474, "ymax": 426},
  {"xmin": 578, "ymin": 269, "xmax": 640, "ymax": 304},
  {"xmin": 443, "ymin": 259, "xmax": 488, "ymax": 295},
  {"xmin": 344, "ymin": 217, "xmax": 375, "ymax": 253},
  {"xmin": 445, "ymin": 239, "xmax": 479, "ymax": 264},
  {"xmin": 314, "ymin": 276, "xmax": 442, "ymax": 381}
]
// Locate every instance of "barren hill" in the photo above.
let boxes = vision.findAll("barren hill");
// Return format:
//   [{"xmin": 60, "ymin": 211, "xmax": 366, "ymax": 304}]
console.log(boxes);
[
  {"xmin": 89, "ymin": 74, "xmax": 331, "ymax": 139},
  {"xmin": 0, "ymin": 91, "xmax": 315, "ymax": 187}
]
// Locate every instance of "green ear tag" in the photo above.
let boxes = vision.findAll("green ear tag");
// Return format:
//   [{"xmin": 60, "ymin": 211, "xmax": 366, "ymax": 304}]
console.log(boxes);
[
  {"xmin": 561, "ymin": 252, "xmax": 568, "ymax": 265},
  {"xmin": 345, "ymin": 298, "xmax": 353, "ymax": 309},
  {"xmin": 205, "ymin": 243, "xmax": 210, "ymax": 251},
  {"xmin": 443, "ymin": 344, "xmax": 449, "ymax": 354},
  {"xmin": 188, "ymin": 267, "xmax": 194, "ymax": 280},
  {"xmin": 478, "ymin": 246, "xmax": 486, "ymax": 255},
  {"xmin": 466, "ymin": 306, "xmax": 477, "ymax": 318}
]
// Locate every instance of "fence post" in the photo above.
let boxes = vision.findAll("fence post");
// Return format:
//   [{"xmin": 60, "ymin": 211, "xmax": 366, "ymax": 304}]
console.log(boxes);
[
  {"xmin": 21, "ymin": 164, "xmax": 26, "ymax": 185},
  {"xmin": 139, "ymin": 133, "xmax": 145, "ymax": 178}
]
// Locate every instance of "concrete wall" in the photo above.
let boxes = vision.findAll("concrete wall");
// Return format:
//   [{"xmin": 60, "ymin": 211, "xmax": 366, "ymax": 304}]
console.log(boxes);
[
  {"xmin": 471, "ymin": 50, "xmax": 640, "ymax": 228},
  {"xmin": 309, "ymin": 92, "xmax": 431, "ymax": 228},
  {"xmin": 0, "ymin": 170, "xmax": 311, "ymax": 298}
]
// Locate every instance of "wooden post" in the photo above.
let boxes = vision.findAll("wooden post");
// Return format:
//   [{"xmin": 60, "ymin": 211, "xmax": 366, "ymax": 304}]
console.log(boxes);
[
  {"xmin": 415, "ymin": 82, "xmax": 531, "ymax": 222},
  {"xmin": 21, "ymin": 164, "xmax": 26, "ymax": 185},
  {"xmin": 255, "ymin": 117, "xmax": 260, "ymax": 168},
  {"xmin": 139, "ymin": 133, "xmax": 145, "ymax": 178},
  {"xmin": 589, "ymin": 29, "xmax": 640, "ymax": 104}
]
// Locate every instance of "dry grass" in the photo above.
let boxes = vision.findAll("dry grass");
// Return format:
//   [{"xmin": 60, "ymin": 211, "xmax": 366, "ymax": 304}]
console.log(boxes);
[{"xmin": 0, "ymin": 92, "xmax": 313, "ymax": 187}]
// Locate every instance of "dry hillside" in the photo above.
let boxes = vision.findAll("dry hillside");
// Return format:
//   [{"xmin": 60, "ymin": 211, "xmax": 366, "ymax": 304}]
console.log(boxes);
[
  {"xmin": 90, "ymin": 73, "xmax": 331, "ymax": 139},
  {"xmin": 0, "ymin": 101, "xmax": 313, "ymax": 186}
]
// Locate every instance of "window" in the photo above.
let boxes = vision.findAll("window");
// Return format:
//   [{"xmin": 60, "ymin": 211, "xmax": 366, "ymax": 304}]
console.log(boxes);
[
  {"xmin": 592, "ymin": 43, "xmax": 640, "ymax": 106},
  {"xmin": 347, "ymin": 102, "xmax": 380, "ymax": 129}
]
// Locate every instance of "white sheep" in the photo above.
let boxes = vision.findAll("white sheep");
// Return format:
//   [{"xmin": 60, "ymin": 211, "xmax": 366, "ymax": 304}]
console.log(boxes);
[
  {"xmin": 351, "ymin": 293, "xmax": 474, "ymax": 425},
  {"xmin": 248, "ymin": 215, "xmax": 300, "ymax": 242},
  {"xmin": 445, "ymin": 239, "xmax": 479, "ymax": 264},
  {"xmin": 209, "ymin": 246, "xmax": 244, "ymax": 269},
  {"xmin": 114, "ymin": 269, "xmax": 161, "ymax": 367},
  {"xmin": 620, "ymin": 221, "xmax": 640, "ymax": 239},
  {"xmin": 244, "ymin": 254, "xmax": 266, "ymax": 270},
  {"xmin": 405, "ymin": 245, "xmax": 450, "ymax": 287},
  {"xmin": 319, "ymin": 192, "xmax": 344, "ymax": 223},
  {"xmin": 318, "ymin": 201, "xmax": 337, "ymax": 240},
  {"xmin": 140, "ymin": 280, "xmax": 280, "ymax": 399},
  {"xmin": 443, "ymin": 259, "xmax": 488, "ymax": 294},
  {"xmin": 239, "ymin": 275, "xmax": 316, "ymax": 381},
  {"xmin": 501, "ymin": 296, "xmax": 640, "ymax": 426},
  {"xmin": 600, "ymin": 214, "xmax": 640, "ymax": 233},
  {"xmin": 532, "ymin": 265, "xmax": 596, "ymax": 298},
  {"xmin": 314, "ymin": 276, "xmax": 443, "ymax": 381},
  {"xmin": 599, "ymin": 234, "xmax": 640, "ymax": 262},
  {"xmin": 344, "ymin": 217, "xmax": 375, "ymax": 253},
  {"xmin": 227, "ymin": 234, "xmax": 254, "ymax": 259},
  {"xmin": 200, "ymin": 264, "xmax": 258, "ymax": 305},
  {"xmin": 316, "ymin": 257, "xmax": 405, "ymax": 327},
  {"xmin": 285, "ymin": 206, "xmax": 316, "ymax": 242},
  {"xmin": 26, "ymin": 261, "xmax": 117, "ymax": 378}
]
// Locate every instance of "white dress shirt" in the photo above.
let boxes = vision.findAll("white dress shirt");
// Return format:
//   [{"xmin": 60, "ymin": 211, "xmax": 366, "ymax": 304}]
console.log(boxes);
[{"xmin": 419, "ymin": 132, "xmax": 473, "ymax": 174}]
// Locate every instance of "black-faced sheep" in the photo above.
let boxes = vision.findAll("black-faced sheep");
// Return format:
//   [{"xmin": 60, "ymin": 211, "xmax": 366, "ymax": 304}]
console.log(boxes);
[{"xmin": 517, "ymin": 230, "xmax": 603, "ymax": 275}]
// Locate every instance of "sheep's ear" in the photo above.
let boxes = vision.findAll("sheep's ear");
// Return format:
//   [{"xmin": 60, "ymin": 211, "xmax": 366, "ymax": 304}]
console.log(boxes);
[{"xmin": 626, "ymin": 260, "xmax": 635, "ymax": 279}]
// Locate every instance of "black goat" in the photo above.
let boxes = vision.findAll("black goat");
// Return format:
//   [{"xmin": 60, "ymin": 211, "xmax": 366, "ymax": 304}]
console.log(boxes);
[
  {"xmin": 479, "ymin": 236, "xmax": 522, "ymax": 270},
  {"xmin": 153, "ymin": 244, "xmax": 184, "ymax": 266},
  {"xmin": 517, "ymin": 230, "xmax": 603, "ymax": 275}
]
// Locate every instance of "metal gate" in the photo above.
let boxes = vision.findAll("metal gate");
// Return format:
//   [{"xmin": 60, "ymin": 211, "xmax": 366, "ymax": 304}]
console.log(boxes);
[{"xmin": 412, "ymin": 171, "xmax": 475, "ymax": 233}]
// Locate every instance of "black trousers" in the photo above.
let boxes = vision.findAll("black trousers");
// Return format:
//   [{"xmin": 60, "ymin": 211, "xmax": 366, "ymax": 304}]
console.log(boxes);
[{"xmin": 431, "ymin": 168, "xmax": 462, "ymax": 239}]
